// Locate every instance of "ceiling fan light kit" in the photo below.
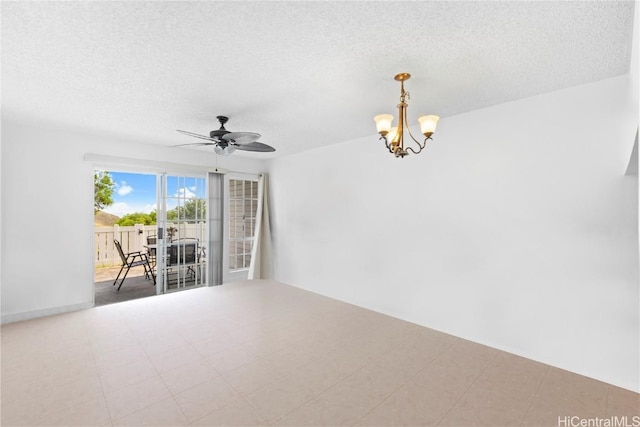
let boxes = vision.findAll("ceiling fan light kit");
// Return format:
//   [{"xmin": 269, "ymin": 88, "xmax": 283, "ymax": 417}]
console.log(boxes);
[
  {"xmin": 214, "ymin": 145, "xmax": 236, "ymax": 156},
  {"xmin": 175, "ymin": 116, "xmax": 276, "ymax": 155},
  {"xmin": 374, "ymin": 73, "xmax": 440, "ymax": 158}
]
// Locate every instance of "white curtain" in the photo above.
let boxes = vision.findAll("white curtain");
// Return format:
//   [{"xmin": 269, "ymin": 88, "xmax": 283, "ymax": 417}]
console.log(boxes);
[{"xmin": 248, "ymin": 174, "xmax": 274, "ymax": 279}]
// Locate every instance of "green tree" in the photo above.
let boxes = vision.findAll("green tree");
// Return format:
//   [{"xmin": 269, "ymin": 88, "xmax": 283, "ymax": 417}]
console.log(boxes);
[
  {"xmin": 94, "ymin": 171, "xmax": 115, "ymax": 213},
  {"xmin": 116, "ymin": 212, "xmax": 156, "ymax": 226},
  {"xmin": 166, "ymin": 199, "xmax": 206, "ymax": 221}
]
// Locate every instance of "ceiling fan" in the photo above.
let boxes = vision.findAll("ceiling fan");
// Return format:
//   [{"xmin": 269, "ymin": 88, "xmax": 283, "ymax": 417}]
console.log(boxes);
[{"xmin": 174, "ymin": 115, "xmax": 276, "ymax": 155}]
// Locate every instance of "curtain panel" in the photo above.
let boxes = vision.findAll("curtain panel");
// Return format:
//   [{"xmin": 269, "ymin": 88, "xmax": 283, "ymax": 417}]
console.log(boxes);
[{"xmin": 248, "ymin": 174, "xmax": 274, "ymax": 279}]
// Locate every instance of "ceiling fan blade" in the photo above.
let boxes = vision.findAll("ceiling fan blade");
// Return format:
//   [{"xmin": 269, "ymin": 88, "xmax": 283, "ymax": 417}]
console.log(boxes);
[
  {"xmin": 176, "ymin": 129, "xmax": 216, "ymax": 141},
  {"xmin": 232, "ymin": 141, "xmax": 276, "ymax": 152},
  {"xmin": 171, "ymin": 142, "xmax": 218, "ymax": 147},
  {"xmin": 222, "ymin": 132, "xmax": 261, "ymax": 144}
]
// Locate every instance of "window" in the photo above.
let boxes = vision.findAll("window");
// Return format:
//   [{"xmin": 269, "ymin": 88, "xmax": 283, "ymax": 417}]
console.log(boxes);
[{"xmin": 229, "ymin": 179, "xmax": 258, "ymax": 271}]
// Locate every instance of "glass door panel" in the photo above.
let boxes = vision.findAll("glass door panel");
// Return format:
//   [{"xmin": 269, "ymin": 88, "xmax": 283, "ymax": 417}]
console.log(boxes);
[{"xmin": 157, "ymin": 173, "xmax": 207, "ymax": 293}]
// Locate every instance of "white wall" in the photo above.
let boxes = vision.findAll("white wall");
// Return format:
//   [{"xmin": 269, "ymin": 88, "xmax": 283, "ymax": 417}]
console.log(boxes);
[
  {"xmin": 0, "ymin": 118, "xmax": 266, "ymax": 322},
  {"xmin": 268, "ymin": 74, "xmax": 639, "ymax": 392}
]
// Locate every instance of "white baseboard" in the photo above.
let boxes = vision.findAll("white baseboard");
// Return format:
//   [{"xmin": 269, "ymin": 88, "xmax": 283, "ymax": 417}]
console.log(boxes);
[{"xmin": 1, "ymin": 301, "xmax": 94, "ymax": 324}]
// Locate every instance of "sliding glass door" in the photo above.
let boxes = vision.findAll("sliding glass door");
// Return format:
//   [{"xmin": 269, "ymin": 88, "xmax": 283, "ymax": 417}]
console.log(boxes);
[{"xmin": 156, "ymin": 173, "xmax": 208, "ymax": 293}]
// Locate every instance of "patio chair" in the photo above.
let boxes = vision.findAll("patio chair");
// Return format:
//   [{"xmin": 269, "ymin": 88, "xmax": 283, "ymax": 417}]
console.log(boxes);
[
  {"xmin": 113, "ymin": 239, "xmax": 156, "ymax": 291},
  {"xmin": 146, "ymin": 235, "xmax": 157, "ymax": 269},
  {"xmin": 168, "ymin": 239, "xmax": 199, "ymax": 280}
]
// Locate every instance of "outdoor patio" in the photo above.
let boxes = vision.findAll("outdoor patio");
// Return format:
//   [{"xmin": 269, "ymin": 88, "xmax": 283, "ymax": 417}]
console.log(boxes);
[
  {"xmin": 94, "ymin": 265, "xmax": 157, "ymax": 306},
  {"xmin": 94, "ymin": 263, "xmax": 205, "ymax": 307}
]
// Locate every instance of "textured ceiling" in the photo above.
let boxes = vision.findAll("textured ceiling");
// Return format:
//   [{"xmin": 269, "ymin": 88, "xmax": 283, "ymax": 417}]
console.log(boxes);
[{"xmin": 1, "ymin": 1, "xmax": 635, "ymax": 158}]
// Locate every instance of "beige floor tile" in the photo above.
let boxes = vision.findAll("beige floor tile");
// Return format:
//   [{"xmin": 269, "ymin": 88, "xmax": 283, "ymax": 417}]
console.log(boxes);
[
  {"xmin": 275, "ymin": 395, "xmax": 368, "ymax": 427},
  {"xmin": 1, "ymin": 375, "xmax": 40, "ymax": 404},
  {"xmin": 482, "ymin": 352, "xmax": 548, "ymax": 392},
  {"xmin": 1, "ymin": 347, "xmax": 43, "ymax": 375},
  {"xmin": 241, "ymin": 335, "xmax": 296, "ymax": 359},
  {"xmin": 244, "ymin": 376, "xmax": 315, "ymax": 423},
  {"xmin": 224, "ymin": 322, "xmax": 270, "ymax": 345},
  {"xmin": 137, "ymin": 329, "xmax": 189, "ymax": 356},
  {"xmin": 540, "ymin": 367, "xmax": 609, "ymax": 406},
  {"xmin": 447, "ymin": 338, "xmax": 499, "ymax": 366},
  {"xmin": 522, "ymin": 368, "xmax": 610, "ymax": 426},
  {"xmin": 39, "ymin": 361, "xmax": 100, "ymax": 390},
  {"xmin": 147, "ymin": 343, "xmax": 203, "ymax": 373},
  {"xmin": 37, "ymin": 344, "xmax": 98, "ymax": 385},
  {"xmin": 347, "ymin": 329, "xmax": 408, "ymax": 358},
  {"xmin": 1, "ymin": 397, "xmax": 43, "ymax": 426},
  {"xmin": 39, "ymin": 342, "xmax": 94, "ymax": 366},
  {"xmin": 112, "ymin": 397, "xmax": 189, "ymax": 426},
  {"xmin": 90, "ymin": 330, "xmax": 139, "ymax": 354},
  {"xmin": 174, "ymin": 377, "xmax": 241, "ymax": 423},
  {"xmin": 304, "ymin": 331, "xmax": 350, "ymax": 355},
  {"xmin": 285, "ymin": 355, "xmax": 352, "ymax": 397},
  {"xmin": 371, "ymin": 336, "xmax": 449, "ymax": 379},
  {"xmin": 94, "ymin": 343, "xmax": 149, "ymax": 372},
  {"xmin": 264, "ymin": 341, "xmax": 323, "ymax": 375},
  {"xmin": 440, "ymin": 351, "xmax": 549, "ymax": 427},
  {"xmin": 607, "ymin": 385, "xmax": 640, "ymax": 417},
  {"xmin": 104, "ymin": 375, "xmax": 171, "ymax": 420},
  {"xmin": 84, "ymin": 316, "xmax": 128, "ymax": 337},
  {"xmin": 222, "ymin": 358, "xmax": 284, "ymax": 396},
  {"xmin": 33, "ymin": 396, "xmax": 111, "ymax": 427},
  {"xmin": 425, "ymin": 343, "xmax": 496, "ymax": 387},
  {"xmin": 177, "ymin": 322, "xmax": 223, "ymax": 343},
  {"xmin": 160, "ymin": 358, "xmax": 220, "ymax": 395},
  {"xmin": 191, "ymin": 398, "xmax": 267, "ymax": 426},
  {"xmin": 186, "ymin": 333, "xmax": 240, "ymax": 358},
  {"xmin": 205, "ymin": 344, "xmax": 263, "ymax": 374},
  {"xmin": 355, "ymin": 376, "xmax": 461, "ymax": 426},
  {"xmin": 438, "ymin": 387, "xmax": 532, "ymax": 427},
  {"xmin": 321, "ymin": 347, "xmax": 369, "ymax": 377},
  {"xmin": 126, "ymin": 320, "xmax": 168, "ymax": 339},
  {"xmin": 98, "ymin": 359, "xmax": 159, "ymax": 393},
  {"xmin": 38, "ymin": 374, "xmax": 105, "ymax": 415}
]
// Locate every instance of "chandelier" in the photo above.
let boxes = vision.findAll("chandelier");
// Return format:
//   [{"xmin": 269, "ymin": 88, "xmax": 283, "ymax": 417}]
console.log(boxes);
[{"xmin": 374, "ymin": 73, "xmax": 440, "ymax": 158}]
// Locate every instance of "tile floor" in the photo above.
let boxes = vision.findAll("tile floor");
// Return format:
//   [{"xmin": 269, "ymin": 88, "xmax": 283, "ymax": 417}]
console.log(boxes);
[{"xmin": 2, "ymin": 280, "xmax": 638, "ymax": 426}]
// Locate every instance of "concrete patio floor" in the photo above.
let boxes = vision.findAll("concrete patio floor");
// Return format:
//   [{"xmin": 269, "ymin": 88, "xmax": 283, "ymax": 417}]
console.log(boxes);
[
  {"xmin": 94, "ymin": 264, "xmax": 203, "ymax": 307},
  {"xmin": 94, "ymin": 265, "xmax": 157, "ymax": 307}
]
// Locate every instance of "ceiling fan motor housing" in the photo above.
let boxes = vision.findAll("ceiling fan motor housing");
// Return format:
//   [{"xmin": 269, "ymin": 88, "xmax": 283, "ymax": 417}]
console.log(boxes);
[
  {"xmin": 210, "ymin": 129, "xmax": 229, "ymax": 139},
  {"xmin": 209, "ymin": 115, "xmax": 230, "ymax": 139}
]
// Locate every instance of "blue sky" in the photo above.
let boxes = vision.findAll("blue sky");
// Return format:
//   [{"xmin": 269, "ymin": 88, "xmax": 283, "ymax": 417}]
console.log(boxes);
[
  {"xmin": 100, "ymin": 171, "xmax": 207, "ymax": 217},
  {"xmin": 102, "ymin": 171, "xmax": 157, "ymax": 217}
]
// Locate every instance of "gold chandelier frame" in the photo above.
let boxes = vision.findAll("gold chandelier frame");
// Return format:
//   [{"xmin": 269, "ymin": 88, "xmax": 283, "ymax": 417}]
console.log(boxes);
[{"xmin": 374, "ymin": 73, "xmax": 439, "ymax": 158}]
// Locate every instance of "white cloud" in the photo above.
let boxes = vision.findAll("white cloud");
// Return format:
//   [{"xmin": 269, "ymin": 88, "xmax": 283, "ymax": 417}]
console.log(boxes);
[
  {"xmin": 103, "ymin": 202, "xmax": 131, "ymax": 217},
  {"xmin": 175, "ymin": 187, "xmax": 196, "ymax": 199},
  {"xmin": 116, "ymin": 181, "xmax": 133, "ymax": 196}
]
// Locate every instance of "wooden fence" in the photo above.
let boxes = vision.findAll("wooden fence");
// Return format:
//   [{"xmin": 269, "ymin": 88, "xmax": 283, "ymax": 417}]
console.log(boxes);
[{"xmin": 95, "ymin": 224, "xmax": 206, "ymax": 267}]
